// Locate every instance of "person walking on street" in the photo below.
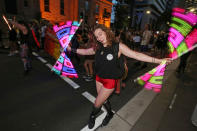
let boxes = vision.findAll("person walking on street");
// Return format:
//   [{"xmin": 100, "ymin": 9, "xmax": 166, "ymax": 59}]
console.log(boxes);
[
  {"xmin": 9, "ymin": 20, "xmax": 32, "ymax": 75},
  {"xmin": 67, "ymin": 24, "xmax": 172, "ymax": 129}
]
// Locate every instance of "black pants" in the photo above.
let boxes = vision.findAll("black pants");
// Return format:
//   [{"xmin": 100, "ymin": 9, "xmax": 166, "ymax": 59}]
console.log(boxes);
[{"xmin": 177, "ymin": 52, "xmax": 192, "ymax": 73}]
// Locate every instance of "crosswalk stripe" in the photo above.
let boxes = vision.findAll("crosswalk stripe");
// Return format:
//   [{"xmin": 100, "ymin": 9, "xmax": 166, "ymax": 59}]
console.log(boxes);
[
  {"xmin": 45, "ymin": 63, "xmax": 53, "ymax": 69},
  {"xmin": 60, "ymin": 75, "xmax": 80, "ymax": 89}
]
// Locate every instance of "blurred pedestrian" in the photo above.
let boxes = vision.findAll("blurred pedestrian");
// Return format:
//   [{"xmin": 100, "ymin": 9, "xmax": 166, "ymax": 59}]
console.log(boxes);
[
  {"xmin": 82, "ymin": 32, "xmax": 95, "ymax": 82},
  {"xmin": 133, "ymin": 31, "xmax": 141, "ymax": 51},
  {"xmin": 41, "ymin": 24, "xmax": 47, "ymax": 49},
  {"xmin": 140, "ymin": 24, "xmax": 152, "ymax": 68},
  {"xmin": 9, "ymin": 20, "xmax": 32, "ymax": 75},
  {"xmin": 176, "ymin": 51, "xmax": 192, "ymax": 75}
]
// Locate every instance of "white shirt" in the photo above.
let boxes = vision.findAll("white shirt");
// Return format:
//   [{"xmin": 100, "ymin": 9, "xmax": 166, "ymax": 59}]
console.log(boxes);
[
  {"xmin": 141, "ymin": 30, "xmax": 152, "ymax": 45},
  {"xmin": 133, "ymin": 36, "xmax": 141, "ymax": 43}
]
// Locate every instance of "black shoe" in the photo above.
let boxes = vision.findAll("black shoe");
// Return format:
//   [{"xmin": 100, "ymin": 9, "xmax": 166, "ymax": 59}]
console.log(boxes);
[
  {"xmin": 85, "ymin": 77, "xmax": 93, "ymax": 82},
  {"xmin": 88, "ymin": 106, "xmax": 101, "ymax": 129},
  {"xmin": 102, "ymin": 112, "xmax": 114, "ymax": 126},
  {"xmin": 88, "ymin": 114, "xmax": 96, "ymax": 129}
]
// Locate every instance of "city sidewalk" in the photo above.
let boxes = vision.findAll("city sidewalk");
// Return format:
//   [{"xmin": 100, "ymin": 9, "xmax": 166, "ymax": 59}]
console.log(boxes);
[
  {"xmin": 98, "ymin": 49, "xmax": 197, "ymax": 131},
  {"xmin": 130, "ymin": 49, "xmax": 197, "ymax": 131}
]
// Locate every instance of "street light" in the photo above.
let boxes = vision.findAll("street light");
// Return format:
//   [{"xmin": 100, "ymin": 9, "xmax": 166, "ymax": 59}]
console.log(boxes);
[
  {"xmin": 146, "ymin": 10, "xmax": 151, "ymax": 14},
  {"xmin": 190, "ymin": 8, "xmax": 195, "ymax": 12}
]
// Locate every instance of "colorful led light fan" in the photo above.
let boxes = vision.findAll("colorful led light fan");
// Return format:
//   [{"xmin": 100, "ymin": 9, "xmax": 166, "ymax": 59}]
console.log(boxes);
[{"xmin": 52, "ymin": 21, "xmax": 81, "ymax": 78}]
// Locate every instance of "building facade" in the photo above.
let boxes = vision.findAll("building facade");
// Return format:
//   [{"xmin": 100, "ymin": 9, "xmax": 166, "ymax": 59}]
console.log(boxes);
[
  {"xmin": 40, "ymin": 0, "xmax": 78, "ymax": 24},
  {"xmin": 132, "ymin": 0, "xmax": 169, "ymax": 30},
  {"xmin": 78, "ymin": 0, "xmax": 113, "ymax": 27},
  {"xmin": 0, "ymin": 0, "xmax": 79, "ymax": 25}
]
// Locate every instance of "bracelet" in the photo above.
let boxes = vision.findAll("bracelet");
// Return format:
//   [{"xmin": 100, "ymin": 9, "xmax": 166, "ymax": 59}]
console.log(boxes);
[
  {"xmin": 71, "ymin": 48, "xmax": 77, "ymax": 53},
  {"xmin": 152, "ymin": 57, "xmax": 155, "ymax": 63}
]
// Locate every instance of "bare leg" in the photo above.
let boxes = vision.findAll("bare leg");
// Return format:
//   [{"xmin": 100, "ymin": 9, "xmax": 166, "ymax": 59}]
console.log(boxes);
[
  {"xmin": 88, "ymin": 61, "xmax": 94, "ymax": 76},
  {"xmin": 84, "ymin": 60, "xmax": 89, "ymax": 75},
  {"xmin": 94, "ymin": 86, "xmax": 114, "ymax": 108},
  {"xmin": 88, "ymin": 81, "xmax": 115, "ymax": 129}
]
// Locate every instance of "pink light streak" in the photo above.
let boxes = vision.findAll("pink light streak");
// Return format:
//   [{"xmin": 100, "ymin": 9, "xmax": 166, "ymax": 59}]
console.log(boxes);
[
  {"xmin": 62, "ymin": 72, "xmax": 78, "ymax": 78},
  {"xmin": 2, "ymin": 15, "xmax": 12, "ymax": 30},
  {"xmin": 185, "ymin": 29, "xmax": 197, "ymax": 49},
  {"xmin": 64, "ymin": 59, "xmax": 74, "ymax": 68},
  {"xmin": 168, "ymin": 27, "xmax": 184, "ymax": 48},
  {"xmin": 53, "ymin": 21, "xmax": 72, "ymax": 32},
  {"xmin": 172, "ymin": 8, "xmax": 185, "ymax": 13},
  {"xmin": 59, "ymin": 35, "xmax": 69, "ymax": 49}
]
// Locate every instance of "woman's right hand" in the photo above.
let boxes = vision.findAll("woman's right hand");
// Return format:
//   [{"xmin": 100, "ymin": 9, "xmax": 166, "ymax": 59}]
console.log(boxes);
[{"xmin": 66, "ymin": 44, "xmax": 71, "ymax": 52}]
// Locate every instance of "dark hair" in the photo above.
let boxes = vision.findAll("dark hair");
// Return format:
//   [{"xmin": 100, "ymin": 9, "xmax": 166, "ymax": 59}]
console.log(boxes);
[{"xmin": 93, "ymin": 24, "xmax": 115, "ymax": 46}]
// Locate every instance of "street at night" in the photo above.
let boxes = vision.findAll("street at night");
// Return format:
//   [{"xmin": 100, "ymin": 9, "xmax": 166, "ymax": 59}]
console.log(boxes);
[{"xmin": 0, "ymin": 0, "xmax": 197, "ymax": 131}]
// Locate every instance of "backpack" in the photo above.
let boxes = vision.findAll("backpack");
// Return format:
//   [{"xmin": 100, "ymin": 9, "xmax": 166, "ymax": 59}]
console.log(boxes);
[{"xmin": 112, "ymin": 43, "xmax": 128, "ymax": 80}]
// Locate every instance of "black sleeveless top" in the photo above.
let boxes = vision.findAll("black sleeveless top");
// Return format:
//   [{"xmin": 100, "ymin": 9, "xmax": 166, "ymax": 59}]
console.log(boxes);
[{"xmin": 95, "ymin": 43, "xmax": 122, "ymax": 79}]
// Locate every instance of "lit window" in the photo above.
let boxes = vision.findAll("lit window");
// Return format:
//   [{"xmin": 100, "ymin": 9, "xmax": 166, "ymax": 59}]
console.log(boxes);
[
  {"xmin": 44, "ymin": 0, "xmax": 50, "ymax": 12},
  {"xmin": 96, "ymin": 4, "xmax": 99, "ymax": 14},
  {"xmin": 60, "ymin": 0, "xmax": 64, "ymax": 15}
]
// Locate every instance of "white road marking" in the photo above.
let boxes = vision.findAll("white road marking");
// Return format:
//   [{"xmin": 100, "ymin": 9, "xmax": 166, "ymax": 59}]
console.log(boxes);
[
  {"xmin": 82, "ymin": 92, "xmax": 106, "ymax": 111},
  {"xmin": 45, "ymin": 63, "xmax": 53, "ymax": 69},
  {"xmin": 60, "ymin": 76, "xmax": 80, "ymax": 89},
  {"xmin": 37, "ymin": 56, "xmax": 47, "ymax": 63},
  {"xmin": 32, "ymin": 52, "xmax": 39, "ymax": 56}
]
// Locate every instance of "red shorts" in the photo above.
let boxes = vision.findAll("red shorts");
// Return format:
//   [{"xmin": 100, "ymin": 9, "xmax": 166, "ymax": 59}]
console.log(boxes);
[{"xmin": 96, "ymin": 75, "xmax": 118, "ymax": 89}]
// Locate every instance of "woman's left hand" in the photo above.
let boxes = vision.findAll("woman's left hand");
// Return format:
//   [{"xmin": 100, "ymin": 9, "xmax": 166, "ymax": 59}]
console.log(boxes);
[{"xmin": 162, "ymin": 58, "xmax": 173, "ymax": 65}]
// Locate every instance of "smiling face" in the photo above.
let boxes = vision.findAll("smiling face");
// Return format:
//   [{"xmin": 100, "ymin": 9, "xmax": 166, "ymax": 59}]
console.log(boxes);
[{"xmin": 94, "ymin": 28, "xmax": 108, "ymax": 46}]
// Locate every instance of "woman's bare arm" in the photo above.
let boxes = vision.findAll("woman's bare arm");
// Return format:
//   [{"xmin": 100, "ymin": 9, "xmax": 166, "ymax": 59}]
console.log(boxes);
[
  {"xmin": 119, "ymin": 42, "xmax": 163, "ymax": 64},
  {"xmin": 9, "ymin": 21, "xmax": 28, "ymax": 35},
  {"xmin": 67, "ymin": 45, "xmax": 95, "ymax": 55},
  {"xmin": 76, "ymin": 47, "xmax": 95, "ymax": 55}
]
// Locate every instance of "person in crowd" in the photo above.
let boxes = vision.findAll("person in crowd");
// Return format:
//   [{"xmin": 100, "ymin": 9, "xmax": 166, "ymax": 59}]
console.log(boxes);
[
  {"xmin": 8, "ymin": 27, "xmax": 18, "ymax": 56},
  {"xmin": 41, "ymin": 24, "xmax": 47, "ymax": 49},
  {"xmin": 67, "ymin": 24, "xmax": 172, "ymax": 129},
  {"xmin": 9, "ymin": 20, "xmax": 32, "ymax": 75},
  {"xmin": 82, "ymin": 32, "xmax": 96, "ymax": 82},
  {"xmin": 139, "ymin": 24, "xmax": 152, "ymax": 68},
  {"xmin": 133, "ymin": 31, "xmax": 141, "ymax": 51},
  {"xmin": 176, "ymin": 51, "xmax": 192, "ymax": 75}
]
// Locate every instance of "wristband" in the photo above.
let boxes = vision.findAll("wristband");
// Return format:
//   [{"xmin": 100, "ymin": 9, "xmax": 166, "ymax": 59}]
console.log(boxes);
[{"xmin": 71, "ymin": 48, "xmax": 77, "ymax": 53}]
